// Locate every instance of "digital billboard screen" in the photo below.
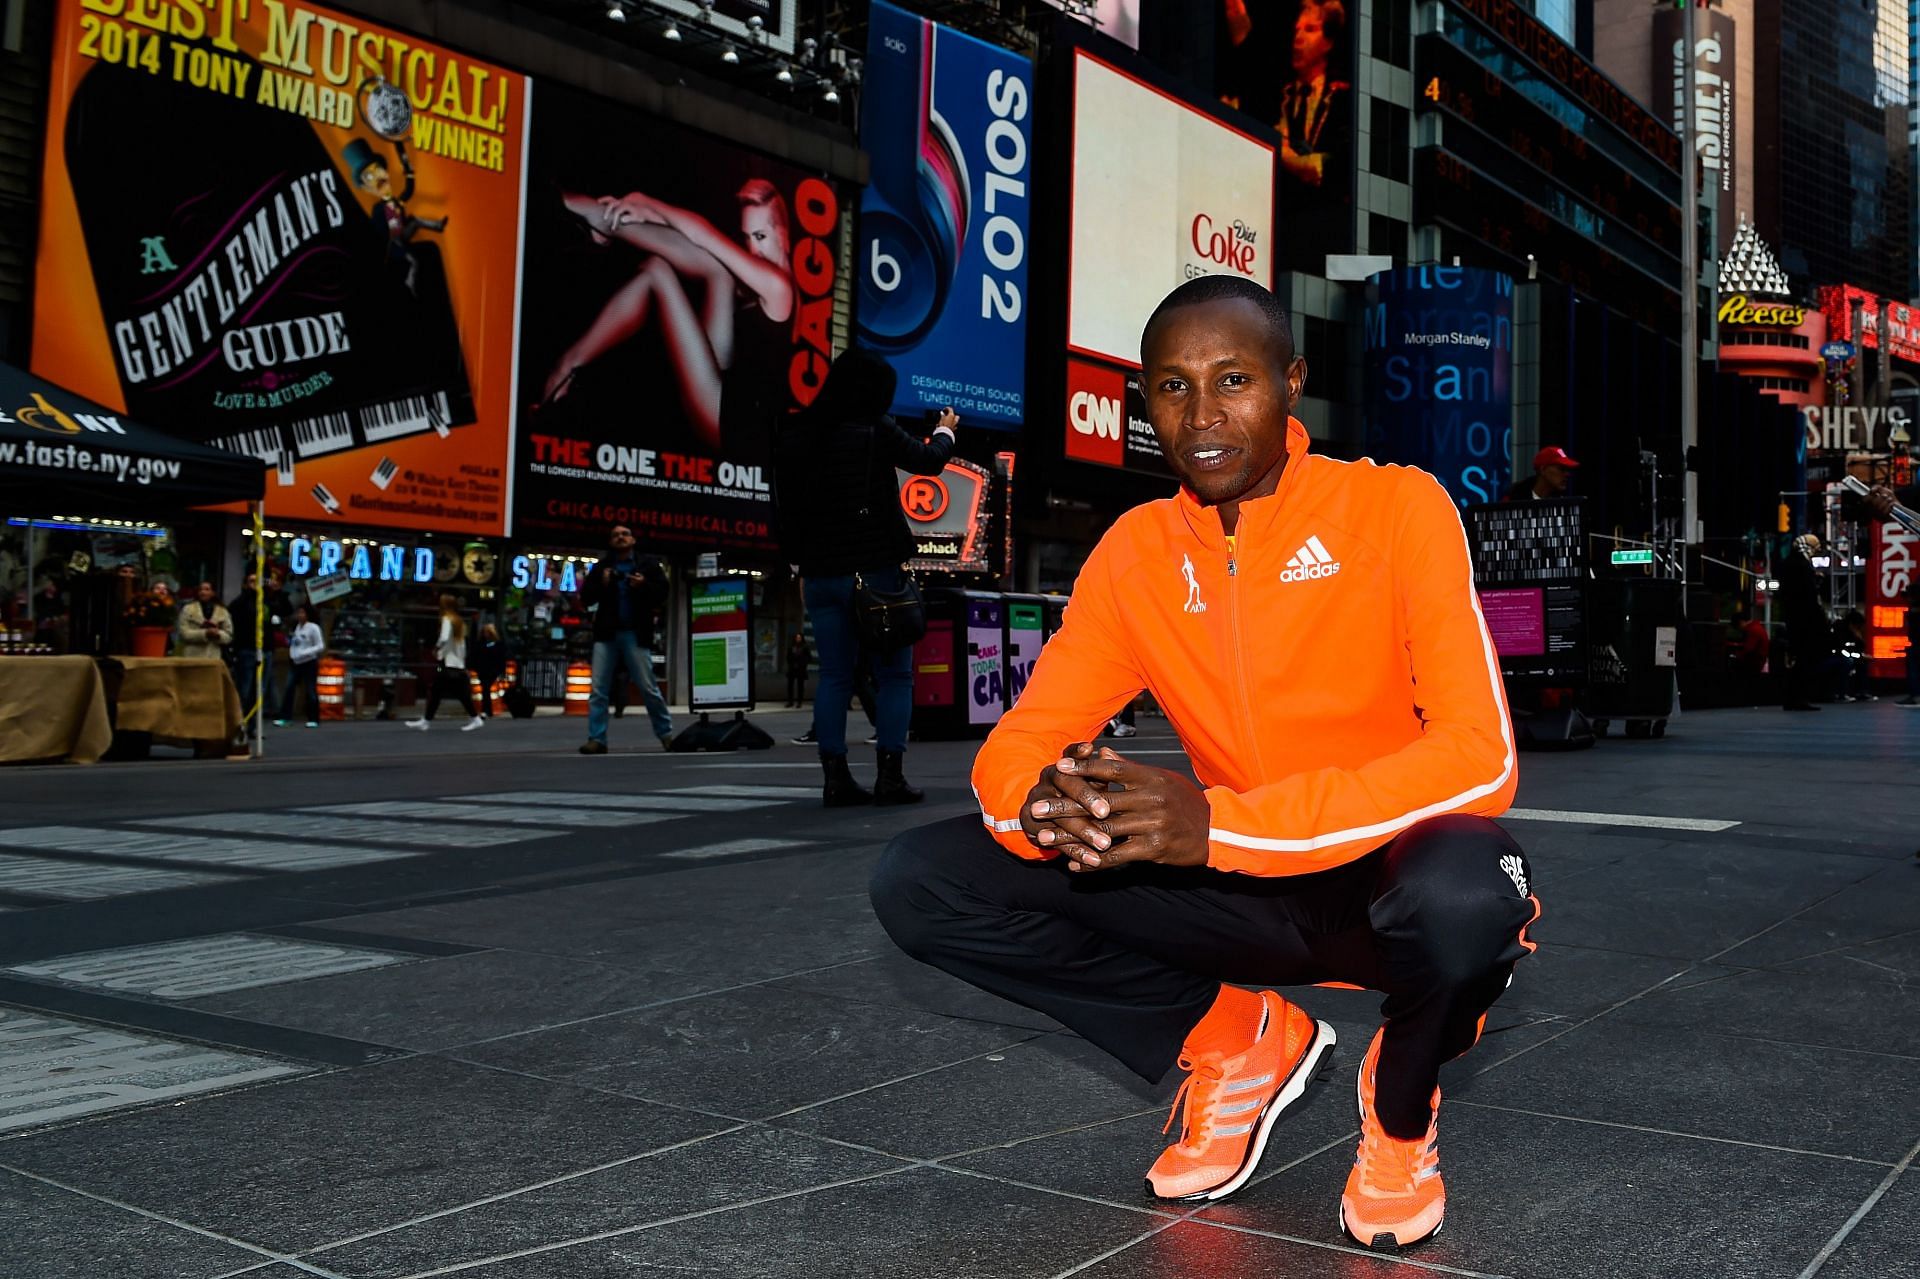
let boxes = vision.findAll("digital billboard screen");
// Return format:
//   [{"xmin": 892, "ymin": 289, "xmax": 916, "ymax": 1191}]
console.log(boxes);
[
  {"xmin": 1215, "ymin": 0, "xmax": 1355, "ymax": 267},
  {"xmin": 1065, "ymin": 50, "xmax": 1273, "ymax": 472},
  {"xmin": 1069, "ymin": 51, "xmax": 1275, "ymax": 367},
  {"xmin": 857, "ymin": 2, "xmax": 1031, "ymax": 430},
  {"xmin": 32, "ymin": 0, "xmax": 530, "ymax": 536},
  {"xmin": 511, "ymin": 85, "xmax": 840, "ymax": 551}
]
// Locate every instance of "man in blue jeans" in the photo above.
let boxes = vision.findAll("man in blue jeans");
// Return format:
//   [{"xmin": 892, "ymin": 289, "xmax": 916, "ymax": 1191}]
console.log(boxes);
[{"xmin": 580, "ymin": 524, "xmax": 675, "ymax": 754}]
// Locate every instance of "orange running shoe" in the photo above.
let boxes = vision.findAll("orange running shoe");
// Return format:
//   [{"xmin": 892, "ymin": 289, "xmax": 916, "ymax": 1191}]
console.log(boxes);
[
  {"xmin": 1145, "ymin": 991, "xmax": 1336, "ymax": 1202},
  {"xmin": 1340, "ymin": 1027, "xmax": 1444, "ymax": 1250}
]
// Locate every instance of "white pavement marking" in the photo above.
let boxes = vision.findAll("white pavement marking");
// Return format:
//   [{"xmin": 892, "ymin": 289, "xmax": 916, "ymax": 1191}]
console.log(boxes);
[
  {"xmin": 672, "ymin": 761, "xmax": 823, "ymax": 769},
  {"xmin": 1502, "ymin": 808, "xmax": 1741, "ymax": 833},
  {"xmin": 658, "ymin": 784, "xmax": 821, "ymax": 799},
  {"xmin": 297, "ymin": 801, "xmax": 682, "ymax": 827},
  {"xmin": 141, "ymin": 812, "xmax": 548, "ymax": 849},
  {"xmin": 0, "ymin": 854, "xmax": 238, "ymax": 900},
  {"xmin": 8, "ymin": 935, "xmax": 408, "ymax": 999},
  {"xmin": 0, "ymin": 1010, "xmax": 303, "ymax": 1133},
  {"xmin": 660, "ymin": 839, "xmax": 815, "ymax": 861},
  {"xmin": 468, "ymin": 790, "xmax": 777, "ymax": 812},
  {"xmin": 1, "ymin": 827, "xmax": 412, "ymax": 871}
]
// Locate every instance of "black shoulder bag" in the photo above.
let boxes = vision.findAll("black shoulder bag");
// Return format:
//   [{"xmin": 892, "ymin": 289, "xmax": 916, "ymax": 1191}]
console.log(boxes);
[{"xmin": 850, "ymin": 422, "xmax": 928, "ymax": 651}]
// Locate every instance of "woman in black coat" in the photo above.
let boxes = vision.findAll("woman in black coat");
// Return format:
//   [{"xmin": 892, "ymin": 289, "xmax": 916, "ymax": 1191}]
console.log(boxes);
[{"xmin": 774, "ymin": 350, "xmax": 956, "ymax": 806}]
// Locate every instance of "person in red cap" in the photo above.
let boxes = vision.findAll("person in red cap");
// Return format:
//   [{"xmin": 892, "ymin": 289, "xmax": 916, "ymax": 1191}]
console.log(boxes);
[{"xmin": 1504, "ymin": 446, "xmax": 1580, "ymax": 502}]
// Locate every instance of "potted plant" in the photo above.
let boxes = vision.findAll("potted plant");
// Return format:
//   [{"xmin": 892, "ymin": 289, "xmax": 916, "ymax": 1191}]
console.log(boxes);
[{"xmin": 125, "ymin": 586, "xmax": 176, "ymax": 657}]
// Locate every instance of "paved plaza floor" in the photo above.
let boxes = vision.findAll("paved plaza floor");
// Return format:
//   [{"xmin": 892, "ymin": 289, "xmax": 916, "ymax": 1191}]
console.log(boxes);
[{"xmin": 1, "ymin": 703, "xmax": 1916, "ymax": 1278}]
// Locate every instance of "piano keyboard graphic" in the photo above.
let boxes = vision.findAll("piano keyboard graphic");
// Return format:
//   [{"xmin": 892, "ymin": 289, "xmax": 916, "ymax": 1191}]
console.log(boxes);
[{"xmin": 210, "ymin": 390, "xmax": 455, "ymax": 465}]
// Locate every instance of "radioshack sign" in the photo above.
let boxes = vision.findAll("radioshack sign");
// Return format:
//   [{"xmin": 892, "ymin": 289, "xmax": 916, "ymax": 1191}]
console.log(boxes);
[{"xmin": 896, "ymin": 458, "xmax": 993, "ymax": 575}]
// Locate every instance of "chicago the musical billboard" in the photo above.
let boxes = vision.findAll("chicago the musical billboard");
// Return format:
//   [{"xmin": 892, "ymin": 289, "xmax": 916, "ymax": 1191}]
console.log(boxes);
[{"xmin": 510, "ymin": 84, "xmax": 840, "ymax": 551}]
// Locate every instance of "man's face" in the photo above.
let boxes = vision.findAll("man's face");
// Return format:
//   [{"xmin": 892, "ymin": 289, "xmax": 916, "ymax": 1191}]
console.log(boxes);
[
  {"xmin": 610, "ymin": 526, "xmax": 635, "ymax": 554},
  {"xmin": 1143, "ymin": 297, "xmax": 1304, "ymax": 511},
  {"xmin": 359, "ymin": 162, "xmax": 392, "ymax": 199},
  {"xmin": 197, "ymin": 582, "xmax": 215, "ymax": 605},
  {"xmin": 243, "ymin": 574, "xmax": 257, "ymax": 591},
  {"xmin": 1539, "ymin": 464, "xmax": 1569, "ymax": 495},
  {"xmin": 1292, "ymin": 6, "xmax": 1333, "ymax": 75}
]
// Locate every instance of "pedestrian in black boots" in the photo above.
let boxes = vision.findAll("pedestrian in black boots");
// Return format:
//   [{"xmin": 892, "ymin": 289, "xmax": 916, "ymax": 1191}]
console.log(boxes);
[{"xmin": 773, "ymin": 350, "xmax": 955, "ymax": 807}]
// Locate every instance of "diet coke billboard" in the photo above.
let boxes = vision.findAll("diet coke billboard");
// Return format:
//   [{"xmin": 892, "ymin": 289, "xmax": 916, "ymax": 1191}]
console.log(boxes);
[{"xmin": 1067, "ymin": 49, "xmax": 1275, "ymax": 369}]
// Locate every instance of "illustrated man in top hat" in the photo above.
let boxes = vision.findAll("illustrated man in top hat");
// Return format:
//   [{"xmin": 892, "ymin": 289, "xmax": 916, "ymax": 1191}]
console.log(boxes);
[
  {"xmin": 1503, "ymin": 445, "xmax": 1579, "ymax": 502},
  {"xmin": 342, "ymin": 136, "xmax": 447, "ymax": 294}
]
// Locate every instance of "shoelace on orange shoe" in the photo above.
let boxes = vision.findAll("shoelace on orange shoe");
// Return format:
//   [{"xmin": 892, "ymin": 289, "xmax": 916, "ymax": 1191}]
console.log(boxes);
[
  {"xmin": 1162, "ymin": 1051, "xmax": 1227, "ymax": 1146},
  {"xmin": 1353, "ymin": 1112, "xmax": 1439, "ymax": 1196}
]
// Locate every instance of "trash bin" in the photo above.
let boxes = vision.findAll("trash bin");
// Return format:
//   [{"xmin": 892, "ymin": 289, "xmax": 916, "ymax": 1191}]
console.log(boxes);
[
  {"xmin": 1583, "ymin": 577, "xmax": 1683, "ymax": 738},
  {"xmin": 1003, "ymin": 594, "xmax": 1048, "ymax": 710},
  {"xmin": 914, "ymin": 590, "xmax": 1005, "ymax": 739}
]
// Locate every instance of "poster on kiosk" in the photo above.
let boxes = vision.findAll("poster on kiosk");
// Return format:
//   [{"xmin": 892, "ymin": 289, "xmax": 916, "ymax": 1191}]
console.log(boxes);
[{"xmin": 689, "ymin": 577, "xmax": 753, "ymax": 710}]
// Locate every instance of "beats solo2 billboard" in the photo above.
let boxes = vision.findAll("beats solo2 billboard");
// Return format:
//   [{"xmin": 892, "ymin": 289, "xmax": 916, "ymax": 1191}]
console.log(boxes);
[
  {"xmin": 1365, "ymin": 266, "xmax": 1513, "ymax": 506},
  {"xmin": 858, "ymin": 2, "xmax": 1031, "ymax": 429}
]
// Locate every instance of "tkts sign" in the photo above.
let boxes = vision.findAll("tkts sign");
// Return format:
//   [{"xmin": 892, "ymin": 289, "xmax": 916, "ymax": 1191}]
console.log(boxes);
[{"xmin": 1868, "ymin": 519, "xmax": 1917, "ymax": 679}]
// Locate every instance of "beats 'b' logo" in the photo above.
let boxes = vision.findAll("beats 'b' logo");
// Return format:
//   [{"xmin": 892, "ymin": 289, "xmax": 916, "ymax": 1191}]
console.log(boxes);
[{"xmin": 1065, "ymin": 359, "xmax": 1125, "ymax": 467}]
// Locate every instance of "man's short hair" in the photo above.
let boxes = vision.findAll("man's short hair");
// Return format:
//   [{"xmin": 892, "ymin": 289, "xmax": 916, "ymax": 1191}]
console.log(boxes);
[{"xmin": 1141, "ymin": 276, "xmax": 1296, "ymax": 364}]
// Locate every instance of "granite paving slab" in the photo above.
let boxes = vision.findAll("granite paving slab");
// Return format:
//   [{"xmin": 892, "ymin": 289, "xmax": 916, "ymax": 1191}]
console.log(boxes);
[
  {"xmin": 297, "ymin": 1125, "xmax": 907, "ymax": 1279},
  {"xmin": 0, "ymin": 1055, "xmax": 727, "ymax": 1253},
  {"xmin": 188, "ymin": 949, "xmax": 700, "ymax": 1052},
  {"xmin": 0, "ymin": 1166, "xmax": 263, "ymax": 1279},
  {"xmin": 450, "ymin": 983, "xmax": 1037, "ymax": 1120},
  {"xmin": 1461, "ymin": 1017, "xmax": 1920, "ymax": 1162}
]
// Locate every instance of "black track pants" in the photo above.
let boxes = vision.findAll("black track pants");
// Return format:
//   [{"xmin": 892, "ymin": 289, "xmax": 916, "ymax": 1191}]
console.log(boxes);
[{"xmin": 870, "ymin": 813, "xmax": 1538, "ymax": 1140}]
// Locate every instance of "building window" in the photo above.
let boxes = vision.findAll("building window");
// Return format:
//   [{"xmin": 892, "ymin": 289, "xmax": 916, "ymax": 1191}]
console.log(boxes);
[
  {"xmin": 1369, "ymin": 213, "xmax": 1404, "ymax": 260},
  {"xmin": 1372, "ymin": 0, "xmax": 1411, "ymax": 70},
  {"xmin": 1369, "ymin": 99, "xmax": 1411, "ymax": 183}
]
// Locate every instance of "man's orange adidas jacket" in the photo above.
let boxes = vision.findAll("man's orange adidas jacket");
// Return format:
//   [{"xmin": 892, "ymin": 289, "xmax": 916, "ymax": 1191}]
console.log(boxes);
[{"xmin": 973, "ymin": 419, "xmax": 1516, "ymax": 876}]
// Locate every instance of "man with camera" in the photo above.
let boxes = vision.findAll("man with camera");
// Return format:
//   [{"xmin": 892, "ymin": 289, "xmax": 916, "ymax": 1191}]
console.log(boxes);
[{"xmin": 579, "ymin": 524, "xmax": 674, "ymax": 754}]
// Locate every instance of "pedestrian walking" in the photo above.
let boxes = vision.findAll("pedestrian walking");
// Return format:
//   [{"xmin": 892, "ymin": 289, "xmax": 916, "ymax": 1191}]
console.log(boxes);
[
  {"xmin": 871, "ymin": 276, "xmax": 1536, "ymax": 1253},
  {"xmin": 1778, "ymin": 533, "xmax": 1829, "ymax": 711},
  {"xmin": 173, "ymin": 581, "xmax": 232, "ymax": 659},
  {"xmin": 406, "ymin": 595, "xmax": 484, "ymax": 732},
  {"xmin": 785, "ymin": 630, "xmax": 811, "ymax": 706},
  {"xmin": 471, "ymin": 623, "xmax": 509, "ymax": 716},
  {"xmin": 773, "ymin": 349, "xmax": 955, "ymax": 806},
  {"xmin": 228, "ymin": 572, "xmax": 276, "ymax": 736},
  {"xmin": 275, "ymin": 606, "xmax": 324, "ymax": 727},
  {"xmin": 579, "ymin": 525, "xmax": 674, "ymax": 754}
]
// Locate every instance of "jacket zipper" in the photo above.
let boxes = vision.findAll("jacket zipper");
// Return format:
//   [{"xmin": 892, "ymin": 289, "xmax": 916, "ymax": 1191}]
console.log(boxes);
[{"xmin": 1225, "ymin": 531, "xmax": 1265, "ymax": 777}]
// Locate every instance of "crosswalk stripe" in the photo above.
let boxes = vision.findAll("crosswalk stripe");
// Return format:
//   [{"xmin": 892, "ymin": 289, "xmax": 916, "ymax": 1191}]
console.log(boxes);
[
  {"xmin": 659, "ymin": 785, "xmax": 821, "ymax": 799},
  {"xmin": 1, "ymin": 827, "xmax": 411, "ymax": 872},
  {"xmin": 0, "ymin": 1011, "xmax": 304, "ymax": 1132},
  {"xmin": 458, "ymin": 790, "xmax": 775, "ymax": 812},
  {"xmin": 8, "ymin": 935, "xmax": 408, "ymax": 999},
  {"xmin": 660, "ymin": 838, "xmax": 814, "ymax": 861},
  {"xmin": 0, "ymin": 854, "xmax": 238, "ymax": 900},
  {"xmin": 298, "ymin": 801, "xmax": 681, "ymax": 827},
  {"xmin": 141, "ymin": 812, "xmax": 546, "ymax": 848}
]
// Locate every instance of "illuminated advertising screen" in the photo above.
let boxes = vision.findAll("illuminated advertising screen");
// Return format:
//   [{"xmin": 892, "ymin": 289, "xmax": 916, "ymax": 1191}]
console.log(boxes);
[
  {"xmin": 1066, "ymin": 49, "xmax": 1274, "ymax": 472},
  {"xmin": 858, "ymin": 2, "xmax": 1031, "ymax": 429},
  {"xmin": 32, "ymin": 0, "xmax": 530, "ymax": 536},
  {"xmin": 1365, "ymin": 266, "xmax": 1514, "ymax": 506},
  {"xmin": 1214, "ymin": 0, "xmax": 1355, "ymax": 266},
  {"xmin": 511, "ymin": 85, "xmax": 840, "ymax": 552}
]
